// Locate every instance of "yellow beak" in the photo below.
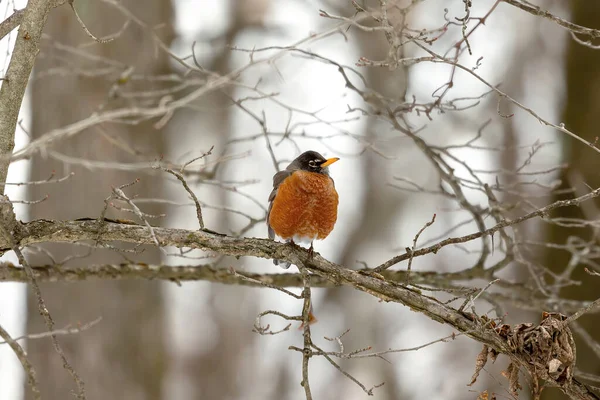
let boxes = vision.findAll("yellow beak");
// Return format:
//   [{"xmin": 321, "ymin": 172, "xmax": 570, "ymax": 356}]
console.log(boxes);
[{"xmin": 320, "ymin": 157, "xmax": 340, "ymax": 168}]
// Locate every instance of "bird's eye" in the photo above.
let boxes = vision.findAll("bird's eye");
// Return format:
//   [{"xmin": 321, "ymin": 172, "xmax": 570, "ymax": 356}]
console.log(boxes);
[{"xmin": 308, "ymin": 160, "xmax": 317, "ymax": 168}]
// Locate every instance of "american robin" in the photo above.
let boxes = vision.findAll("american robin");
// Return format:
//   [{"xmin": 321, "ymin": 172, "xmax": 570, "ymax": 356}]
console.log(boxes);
[{"xmin": 267, "ymin": 150, "xmax": 340, "ymax": 268}]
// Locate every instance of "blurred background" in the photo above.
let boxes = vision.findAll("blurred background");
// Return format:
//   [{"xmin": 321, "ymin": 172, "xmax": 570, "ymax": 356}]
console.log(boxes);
[{"xmin": 0, "ymin": 0, "xmax": 599, "ymax": 399}]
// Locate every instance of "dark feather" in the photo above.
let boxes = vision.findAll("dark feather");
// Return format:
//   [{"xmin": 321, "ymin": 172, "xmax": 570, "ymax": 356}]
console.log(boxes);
[
  {"xmin": 267, "ymin": 169, "xmax": 294, "ymax": 268},
  {"xmin": 267, "ymin": 170, "xmax": 293, "ymax": 238}
]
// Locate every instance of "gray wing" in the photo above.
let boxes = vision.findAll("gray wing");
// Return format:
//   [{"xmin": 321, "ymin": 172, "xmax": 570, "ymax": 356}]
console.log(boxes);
[{"xmin": 267, "ymin": 170, "xmax": 293, "ymax": 240}]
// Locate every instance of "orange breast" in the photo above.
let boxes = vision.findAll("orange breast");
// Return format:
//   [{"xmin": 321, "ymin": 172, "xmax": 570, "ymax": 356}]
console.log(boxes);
[{"xmin": 269, "ymin": 170, "xmax": 339, "ymax": 241}]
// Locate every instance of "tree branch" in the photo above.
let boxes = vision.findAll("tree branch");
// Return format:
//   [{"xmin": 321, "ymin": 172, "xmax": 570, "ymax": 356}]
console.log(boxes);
[
  {"xmin": 375, "ymin": 185, "xmax": 600, "ymax": 271},
  {"xmin": 502, "ymin": 0, "xmax": 600, "ymax": 39},
  {"xmin": 0, "ymin": 262, "xmax": 596, "ymax": 317},
  {"xmin": 6, "ymin": 180, "xmax": 600, "ymax": 269},
  {"xmin": 0, "ymin": 9, "xmax": 24, "ymax": 42},
  {"xmin": 0, "ymin": 217, "xmax": 598, "ymax": 398},
  {"xmin": 0, "ymin": 196, "xmax": 86, "ymax": 398}
]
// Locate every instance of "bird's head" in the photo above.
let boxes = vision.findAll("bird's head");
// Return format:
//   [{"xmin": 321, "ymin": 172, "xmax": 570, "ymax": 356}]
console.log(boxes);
[{"xmin": 290, "ymin": 151, "xmax": 340, "ymax": 174}]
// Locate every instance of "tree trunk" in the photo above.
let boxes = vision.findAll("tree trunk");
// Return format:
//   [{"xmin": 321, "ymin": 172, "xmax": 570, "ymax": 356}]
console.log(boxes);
[
  {"xmin": 327, "ymin": 2, "xmax": 409, "ymax": 398},
  {"xmin": 161, "ymin": 1, "xmax": 270, "ymax": 398},
  {"xmin": 25, "ymin": 2, "xmax": 174, "ymax": 399}
]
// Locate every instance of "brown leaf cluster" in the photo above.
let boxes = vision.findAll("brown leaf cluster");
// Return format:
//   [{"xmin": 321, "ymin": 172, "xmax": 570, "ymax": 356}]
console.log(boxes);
[
  {"xmin": 470, "ymin": 312, "xmax": 576, "ymax": 399},
  {"xmin": 498, "ymin": 312, "xmax": 575, "ymax": 386}
]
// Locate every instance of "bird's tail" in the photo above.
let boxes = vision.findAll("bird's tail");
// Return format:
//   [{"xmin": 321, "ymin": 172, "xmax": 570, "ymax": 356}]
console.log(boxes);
[{"xmin": 273, "ymin": 258, "xmax": 291, "ymax": 269}]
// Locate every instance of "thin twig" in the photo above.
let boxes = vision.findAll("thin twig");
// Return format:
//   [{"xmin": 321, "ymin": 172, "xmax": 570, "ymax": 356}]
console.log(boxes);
[
  {"xmin": 502, "ymin": 0, "xmax": 600, "ymax": 39},
  {"xmin": 406, "ymin": 213, "xmax": 436, "ymax": 283},
  {"xmin": 1, "ymin": 171, "xmax": 74, "ymax": 186},
  {"xmin": 180, "ymin": 146, "xmax": 214, "ymax": 173},
  {"xmin": 0, "ymin": 195, "xmax": 86, "ymax": 398},
  {"xmin": 0, "ymin": 317, "xmax": 102, "ymax": 344},
  {"xmin": 375, "ymin": 186, "xmax": 600, "ymax": 272},
  {"xmin": 68, "ymin": 0, "xmax": 116, "ymax": 43},
  {"xmin": 231, "ymin": 268, "xmax": 302, "ymax": 299},
  {"xmin": 585, "ymin": 268, "xmax": 600, "ymax": 277},
  {"xmin": 310, "ymin": 342, "xmax": 384, "ymax": 395},
  {"xmin": 13, "ymin": 245, "xmax": 87, "ymax": 398},
  {"xmin": 563, "ymin": 297, "xmax": 600, "ymax": 326},
  {"xmin": 155, "ymin": 165, "xmax": 205, "ymax": 229},
  {"xmin": 253, "ymin": 310, "xmax": 299, "ymax": 335},
  {"xmin": 112, "ymin": 182, "xmax": 161, "ymax": 246}
]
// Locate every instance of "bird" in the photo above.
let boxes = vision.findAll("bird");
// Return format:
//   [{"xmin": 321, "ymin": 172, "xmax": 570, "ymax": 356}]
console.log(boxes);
[{"xmin": 267, "ymin": 150, "xmax": 340, "ymax": 268}]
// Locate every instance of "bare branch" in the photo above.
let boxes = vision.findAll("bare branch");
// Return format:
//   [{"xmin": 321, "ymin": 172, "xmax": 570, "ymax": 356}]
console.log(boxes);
[
  {"xmin": 154, "ymin": 164, "xmax": 205, "ymax": 229},
  {"xmin": 406, "ymin": 213, "xmax": 436, "ymax": 282},
  {"xmin": 11, "ymin": 245, "xmax": 87, "ymax": 398},
  {"xmin": 564, "ymin": 298, "xmax": 600, "ymax": 326},
  {"xmin": 253, "ymin": 310, "xmax": 299, "ymax": 335},
  {"xmin": 0, "ymin": 196, "xmax": 86, "ymax": 398},
  {"xmin": 68, "ymin": 0, "xmax": 117, "ymax": 43},
  {"xmin": 0, "ymin": 9, "xmax": 24, "ymax": 41},
  {"xmin": 374, "ymin": 186, "xmax": 600, "ymax": 272},
  {"xmin": 0, "ymin": 317, "xmax": 102, "ymax": 344},
  {"xmin": 502, "ymin": 0, "xmax": 600, "ymax": 40}
]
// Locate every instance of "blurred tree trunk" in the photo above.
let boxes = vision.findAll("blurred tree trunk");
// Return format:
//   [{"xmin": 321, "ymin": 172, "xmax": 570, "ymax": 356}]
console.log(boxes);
[
  {"xmin": 328, "ymin": 2, "xmax": 409, "ymax": 398},
  {"xmin": 25, "ymin": 1, "xmax": 174, "ymax": 399},
  {"xmin": 542, "ymin": 2, "xmax": 600, "ymax": 399},
  {"xmin": 161, "ymin": 1, "xmax": 269, "ymax": 399}
]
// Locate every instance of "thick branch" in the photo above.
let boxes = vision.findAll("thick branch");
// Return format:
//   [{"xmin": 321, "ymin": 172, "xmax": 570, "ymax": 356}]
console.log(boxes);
[
  {"xmin": 10, "ymin": 179, "xmax": 600, "ymax": 266},
  {"xmin": 0, "ymin": 262, "xmax": 596, "ymax": 317},
  {"xmin": 1, "ymin": 218, "xmax": 598, "ymax": 397}
]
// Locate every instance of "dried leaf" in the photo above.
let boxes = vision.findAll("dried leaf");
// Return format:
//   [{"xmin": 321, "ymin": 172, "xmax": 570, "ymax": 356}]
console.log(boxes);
[
  {"xmin": 506, "ymin": 362, "xmax": 522, "ymax": 396},
  {"xmin": 468, "ymin": 345, "xmax": 489, "ymax": 386},
  {"xmin": 489, "ymin": 348, "xmax": 498, "ymax": 363},
  {"xmin": 548, "ymin": 358, "xmax": 562, "ymax": 374}
]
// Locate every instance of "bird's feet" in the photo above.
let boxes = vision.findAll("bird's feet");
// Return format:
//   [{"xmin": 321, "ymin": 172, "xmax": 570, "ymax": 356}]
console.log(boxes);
[{"xmin": 307, "ymin": 242, "xmax": 314, "ymax": 259}]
